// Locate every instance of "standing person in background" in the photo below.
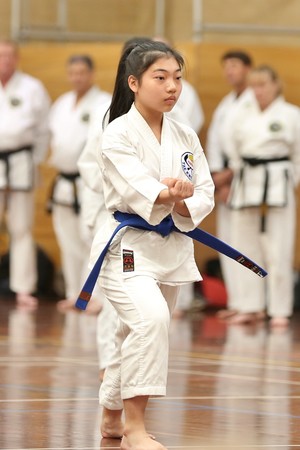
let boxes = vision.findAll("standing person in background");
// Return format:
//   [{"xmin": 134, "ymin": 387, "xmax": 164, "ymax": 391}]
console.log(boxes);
[
  {"xmin": 206, "ymin": 50, "xmax": 255, "ymax": 320},
  {"xmin": 153, "ymin": 36, "xmax": 205, "ymax": 317},
  {"xmin": 88, "ymin": 40, "xmax": 214, "ymax": 450},
  {"xmin": 48, "ymin": 54, "xmax": 111, "ymax": 312},
  {"xmin": 0, "ymin": 39, "xmax": 51, "ymax": 310},
  {"xmin": 226, "ymin": 65, "xmax": 300, "ymax": 327}
]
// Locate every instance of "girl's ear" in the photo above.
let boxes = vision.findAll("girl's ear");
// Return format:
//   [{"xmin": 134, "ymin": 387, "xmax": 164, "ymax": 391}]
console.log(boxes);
[{"xmin": 128, "ymin": 75, "xmax": 138, "ymax": 93}]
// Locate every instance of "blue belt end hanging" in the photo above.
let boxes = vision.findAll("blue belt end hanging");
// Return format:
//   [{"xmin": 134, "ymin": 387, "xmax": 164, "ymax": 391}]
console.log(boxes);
[
  {"xmin": 75, "ymin": 290, "xmax": 92, "ymax": 310},
  {"xmin": 75, "ymin": 298, "xmax": 88, "ymax": 310}
]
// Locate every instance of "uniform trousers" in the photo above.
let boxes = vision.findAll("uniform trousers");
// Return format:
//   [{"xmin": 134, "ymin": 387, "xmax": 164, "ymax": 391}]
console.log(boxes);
[
  {"xmin": 96, "ymin": 296, "xmax": 118, "ymax": 371},
  {"xmin": 216, "ymin": 203, "xmax": 240, "ymax": 310},
  {"xmin": 52, "ymin": 205, "xmax": 90, "ymax": 299},
  {"xmin": 230, "ymin": 200, "xmax": 295, "ymax": 318},
  {"xmin": 98, "ymin": 270, "xmax": 179, "ymax": 410},
  {"xmin": 175, "ymin": 282, "xmax": 194, "ymax": 311},
  {"xmin": 0, "ymin": 191, "xmax": 37, "ymax": 294}
]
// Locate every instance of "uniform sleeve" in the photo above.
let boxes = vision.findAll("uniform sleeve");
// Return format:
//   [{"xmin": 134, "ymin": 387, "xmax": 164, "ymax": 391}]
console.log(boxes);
[
  {"xmin": 32, "ymin": 81, "xmax": 51, "ymax": 164},
  {"xmin": 101, "ymin": 129, "xmax": 173, "ymax": 225},
  {"xmin": 205, "ymin": 105, "xmax": 227, "ymax": 173},
  {"xmin": 78, "ymin": 103, "xmax": 110, "ymax": 193}
]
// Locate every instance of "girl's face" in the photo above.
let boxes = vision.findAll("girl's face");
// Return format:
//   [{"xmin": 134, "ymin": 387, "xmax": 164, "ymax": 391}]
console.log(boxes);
[
  {"xmin": 128, "ymin": 56, "xmax": 182, "ymax": 118},
  {"xmin": 249, "ymin": 71, "xmax": 280, "ymax": 110}
]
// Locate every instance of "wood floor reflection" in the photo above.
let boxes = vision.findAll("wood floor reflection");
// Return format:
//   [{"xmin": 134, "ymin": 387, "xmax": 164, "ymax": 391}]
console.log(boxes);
[{"xmin": 1, "ymin": 295, "xmax": 300, "ymax": 449}]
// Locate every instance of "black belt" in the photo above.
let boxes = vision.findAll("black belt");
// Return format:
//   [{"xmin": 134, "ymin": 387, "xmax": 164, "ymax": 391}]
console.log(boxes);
[
  {"xmin": 0, "ymin": 146, "xmax": 33, "ymax": 191},
  {"xmin": 241, "ymin": 156, "xmax": 289, "ymax": 232},
  {"xmin": 242, "ymin": 156, "xmax": 289, "ymax": 166},
  {"xmin": 46, "ymin": 171, "xmax": 81, "ymax": 214}
]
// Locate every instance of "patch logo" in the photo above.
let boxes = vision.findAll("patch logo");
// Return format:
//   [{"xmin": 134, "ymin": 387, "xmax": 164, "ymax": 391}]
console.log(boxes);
[
  {"xmin": 269, "ymin": 122, "xmax": 282, "ymax": 132},
  {"xmin": 181, "ymin": 152, "xmax": 193, "ymax": 180},
  {"xmin": 122, "ymin": 249, "xmax": 134, "ymax": 272}
]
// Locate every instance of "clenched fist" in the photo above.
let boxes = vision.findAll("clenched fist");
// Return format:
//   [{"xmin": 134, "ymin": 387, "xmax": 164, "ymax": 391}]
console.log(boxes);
[{"xmin": 161, "ymin": 177, "xmax": 194, "ymax": 201}]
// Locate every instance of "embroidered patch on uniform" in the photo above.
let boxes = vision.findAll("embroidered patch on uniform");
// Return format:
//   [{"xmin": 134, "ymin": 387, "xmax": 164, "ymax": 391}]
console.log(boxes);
[
  {"xmin": 81, "ymin": 113, "xmax": 90, "ymax": 122},
  {"xmin": 122, "ymin": 249, "xmax": 134, "ymax": 272},
  {"xmin": 181, "ymin": 152, "xmax": 193, "ymax": 180},
  {"xmin": 269, "ymin": 122, "xmax": 282, "ymax": 132},
  {"xmin": 10, "ymin": 97, "xmax": 21, "ymax": 107}
]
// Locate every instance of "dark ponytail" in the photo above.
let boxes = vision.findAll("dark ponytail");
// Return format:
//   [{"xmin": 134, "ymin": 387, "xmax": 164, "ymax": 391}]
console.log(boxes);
[{"xmin": 106, "ymin": 40, "xmax": 185, "ymax": 125}]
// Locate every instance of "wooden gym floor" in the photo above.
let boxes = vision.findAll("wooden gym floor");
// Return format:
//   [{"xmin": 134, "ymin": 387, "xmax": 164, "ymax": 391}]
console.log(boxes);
[{"xmin": 1, "ymin": 295, "xmax": 300, "ymax": 449}]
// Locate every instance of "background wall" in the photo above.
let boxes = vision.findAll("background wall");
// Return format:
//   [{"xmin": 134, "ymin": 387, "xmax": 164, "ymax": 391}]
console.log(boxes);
[
  {"xmin": 1, "ymin": 0, "xmax": 300, "ymax": 276},
  {"xmin": 2, "ymin": 0, "xmax": 300, "ymax": 45}
]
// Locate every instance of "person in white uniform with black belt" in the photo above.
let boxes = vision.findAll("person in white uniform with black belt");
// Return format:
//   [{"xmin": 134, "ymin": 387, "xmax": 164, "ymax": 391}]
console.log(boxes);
[
  {"xmin": 206, "ymin": 50, "xmax": 255, "ymax": 319},
  {"xmin": 0, "ymin": 39, "xmax": 51, "ymax": 309},
  {"xmin": 48, "ymin": 54, "xmax": 111, "ymax": 311},
  {"xmin": 227, "ymin": 64, "xmax": 300, "ymax": 327}
]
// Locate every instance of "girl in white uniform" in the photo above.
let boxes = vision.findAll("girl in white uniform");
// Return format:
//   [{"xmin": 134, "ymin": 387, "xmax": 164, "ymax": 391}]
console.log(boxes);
[
  {"xmin": 227, "ymin": 65, "xmax": 300, "ymax": 327},
  {"xmin": 91, "ymin": 41, "xmax": 214, "ymax": 449}
]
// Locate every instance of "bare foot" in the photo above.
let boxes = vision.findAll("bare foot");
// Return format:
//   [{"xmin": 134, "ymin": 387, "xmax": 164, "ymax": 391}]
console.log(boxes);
[
  {"xmin": 57, "ymin": 297, "xmax": 102, "ymax": 315},
  {"xmin": 121, "ymin": 433, "xmax": 166, "ymax": 450},
  {"xmin": 270, "ymin": 317, "xmax": 289, "ymax": 328},
  {"xmin": 101, "ymin": 408, "xmax": 124, "ymax": 439},
  {"xmin": 100, "ymin": 437, "xmax": 121, "ymax": 448},
  {"xmin": 256, "ymin": 311, "xmax": 267, "ymax": 321},
  {"xmin": 217, "ymin": 309, "xmax": 237, "ymax": 320},
  {"xmin": 16, "ymin": 293, "xmax": 38, "ymax": 310},
  {"xmin": 229, "ymin": 312, "xmax": 257, "ymax": 325}
]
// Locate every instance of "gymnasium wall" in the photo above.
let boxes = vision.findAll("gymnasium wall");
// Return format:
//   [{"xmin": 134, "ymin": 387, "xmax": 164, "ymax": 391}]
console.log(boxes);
[{"xmin": 1, "ymin": 0, "xmax": 300, "ymax": 45}]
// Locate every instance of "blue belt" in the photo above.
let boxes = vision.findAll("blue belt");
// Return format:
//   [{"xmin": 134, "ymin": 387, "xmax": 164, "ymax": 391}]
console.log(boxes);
[{"xmin": 75, "ymin": 211, "xmax": 267, "ymax": 310}]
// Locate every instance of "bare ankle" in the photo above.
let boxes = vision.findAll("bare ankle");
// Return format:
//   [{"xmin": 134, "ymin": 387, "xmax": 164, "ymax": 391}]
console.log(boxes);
[{"xmin": 101, "ymin": 407, "xmax": 124, "ymax": 439}]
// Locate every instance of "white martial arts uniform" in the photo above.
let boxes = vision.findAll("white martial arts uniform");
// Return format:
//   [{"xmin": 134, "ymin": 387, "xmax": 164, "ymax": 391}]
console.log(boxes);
[
  {"xmin": 49, "ymin": 86, "xmax": 111, "ymax": 299},
  {"xmin": 0, "ymin": 70, "xmax": 50, "ymax": 294},
  {"xmin": 77, "ymin": 100, "xmax": 117, "ymax": 372},
  {"xmin": 206, "ymin": 88, "xmax": 255, "ymax": 309},
  {"xmin": 227, "ymin": 96, "xmax": 300, "ymax": 317},
  {"xmin": 91, "ymin": 104, "xmax": 214, "ymax": 408}
]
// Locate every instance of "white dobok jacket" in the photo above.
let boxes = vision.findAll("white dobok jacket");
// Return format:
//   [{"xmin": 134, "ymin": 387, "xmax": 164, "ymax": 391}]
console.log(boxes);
[
  {"xmin": 49, "ymin": 86, "xmax": 111, "ymax": 207},
  {"xmin": 206, "ymin": 88, "xmax": 255, "ymax": 173},
  {"xmin": 90, "ymin": 104, "xmax": 215, "ymax": 284},
  {"xmin": 0, "ymin": 70, "xmax": 51, "ymax": 190},
  {"xmin": 227, "ymin": 96, "xmax": 300, "ymax": 209}
]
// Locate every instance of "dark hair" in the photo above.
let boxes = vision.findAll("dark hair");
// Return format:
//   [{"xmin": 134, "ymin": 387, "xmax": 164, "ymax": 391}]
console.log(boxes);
[
  {"xmin": 67, "ymin": 54, "xmax": 95, "ymax": 70},
  {"xmin": 221, "ymin": 50, "xmax": 253, "ymax": 67},
  {"xmin": 107, "ymin": 40, "xmax": 184, "ymax": 124}
]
